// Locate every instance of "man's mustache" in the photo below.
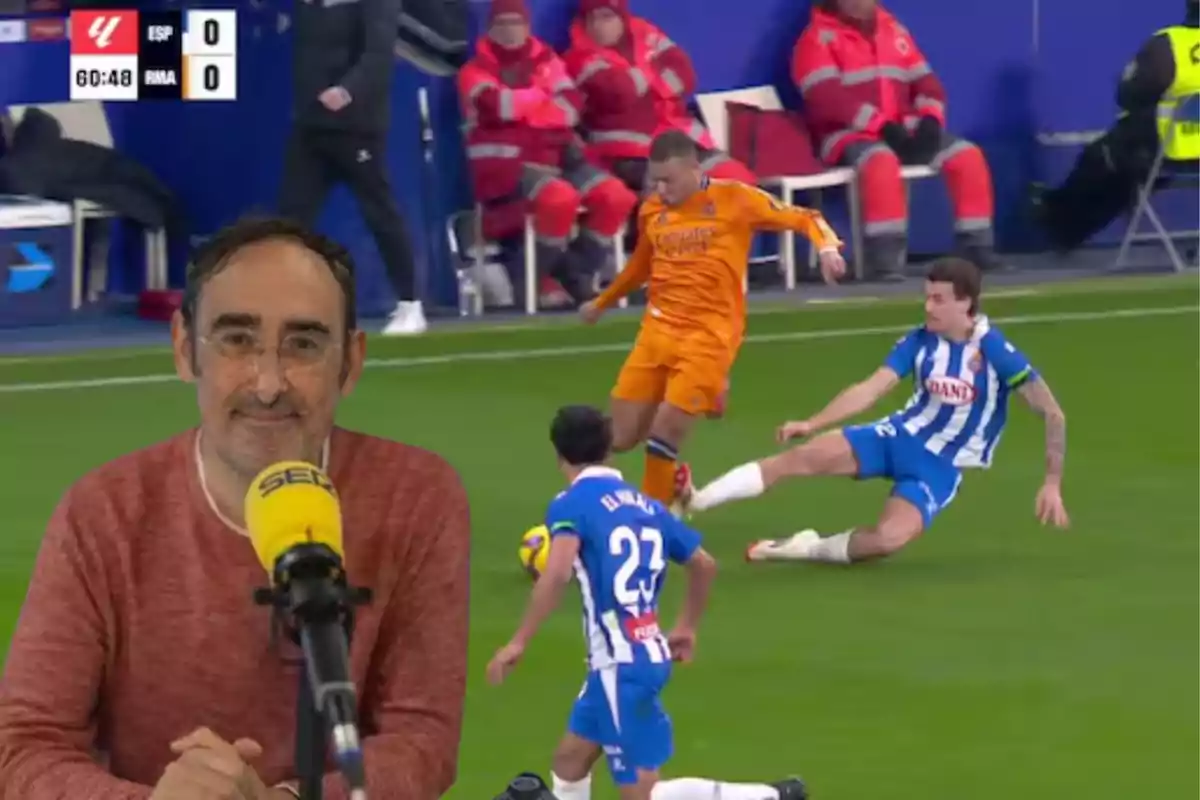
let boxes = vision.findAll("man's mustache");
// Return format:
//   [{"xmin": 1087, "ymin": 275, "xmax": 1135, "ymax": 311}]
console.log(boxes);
[{"xmin": 232, "ymin": 396, "xmax": 302, "ymax": 416}]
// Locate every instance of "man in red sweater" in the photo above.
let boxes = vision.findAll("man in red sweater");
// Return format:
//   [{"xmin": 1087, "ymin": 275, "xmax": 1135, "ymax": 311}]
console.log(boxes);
[
  {"xmin": 0, "ymin": 217, "xmax": 471, "ymax": 800},
  {"xmin": 459, "ymin": 0, "xmax": 638, "ymax": 308},
  {"xmin": 563, "ymin": 0, "xmax": 758, "ymax": 192},
  {"xmin": 792, "ymin": 0, "xmax": 1001, "ymax": 281}
]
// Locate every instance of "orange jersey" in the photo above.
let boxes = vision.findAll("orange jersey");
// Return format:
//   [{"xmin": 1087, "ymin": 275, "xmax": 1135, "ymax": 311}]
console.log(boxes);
[{"xmin": 595, "ymin": 178, "xmax": 841, "ymax": 345}]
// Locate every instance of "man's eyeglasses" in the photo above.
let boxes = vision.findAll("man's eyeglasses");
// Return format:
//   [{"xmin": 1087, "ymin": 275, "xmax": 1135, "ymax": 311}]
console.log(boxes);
[{"xmin": 199, "ymin": 329, "xmax": 337, "ymax": 367}]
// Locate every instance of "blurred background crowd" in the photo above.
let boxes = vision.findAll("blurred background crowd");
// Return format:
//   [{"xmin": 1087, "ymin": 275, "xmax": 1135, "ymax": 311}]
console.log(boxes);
[{"xmin": 0, "ymin": 0, "xmax": 1195, "ymax": 335}]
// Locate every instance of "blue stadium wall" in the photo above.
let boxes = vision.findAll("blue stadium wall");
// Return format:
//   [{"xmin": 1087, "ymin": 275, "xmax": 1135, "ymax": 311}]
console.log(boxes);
[{"xmin": 0, "ymin": 0, "xmax": 1188, "ymax": 315}]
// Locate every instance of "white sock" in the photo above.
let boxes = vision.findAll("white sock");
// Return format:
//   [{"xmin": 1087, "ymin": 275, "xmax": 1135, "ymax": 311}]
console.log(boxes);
[
  {"xmin": 810, "ymin": 530, "xmax": 853, "ymax": 564},
  {"xmin": 692, "ymin": 462, "xmax": 765, "ymax": 512},
  {"xmin": 551, "ymin": 771, "xmax": 592, "ymax": 800},
  {"xmin": 652, "ymin": 777, "xmax": 779, "ymax": 800}
]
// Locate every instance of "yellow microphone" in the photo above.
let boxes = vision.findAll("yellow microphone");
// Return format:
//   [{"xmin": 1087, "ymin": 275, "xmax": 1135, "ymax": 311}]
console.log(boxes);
[
  {"xmin": 245, "ymin": 460, "xmax": 344, "ymax": 579},
  {"xmin": 245, "ymin": 461, "xmax": 368, "ymax": 798}
]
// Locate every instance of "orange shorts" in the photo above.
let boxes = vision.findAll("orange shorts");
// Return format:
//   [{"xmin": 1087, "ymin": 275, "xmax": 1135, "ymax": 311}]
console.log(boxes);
[{"xmin": 611, "ymin": 324, "xmax": 736, "ymax": 415}]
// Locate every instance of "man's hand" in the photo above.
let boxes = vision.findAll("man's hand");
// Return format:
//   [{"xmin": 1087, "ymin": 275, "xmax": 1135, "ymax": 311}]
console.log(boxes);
[
  {"xmin": 817, "ymin": 249, "xmax": 846, "ymax": 285},
  {"xmin": 486, "ymin": 640, "xmax": 526, "ymax": 686},
  {"xmin": 318, "ymin": 86, "xmax": 352, "ymax": 112},
  {"xmin": 579, "ymin": 300, "xmax": 604, "ymax": 325},
  {"xmin": 906, "ymin": 116, "xmax": 943, "ymax": 164},
  {"xmin": 880, "ymin": 122, "xmax": 912, "ymax": 158},
  {"xmin": 562, "ymin": 137, "xmax": 587, "ymax": 170},
  {"xmin": 150, "ymin": 728, "xmax": 270, "ymax": 800},
  {"xmin": 776, "ymin": 419, "xmax": 816, "ymax": 443},
  {"xmin": 667, "ymin": 626, "xmax": 696, "ymax": 663},
  {"xmin": 1035, "ymin": 482, "xmax": 1070, "ymax": 528}
]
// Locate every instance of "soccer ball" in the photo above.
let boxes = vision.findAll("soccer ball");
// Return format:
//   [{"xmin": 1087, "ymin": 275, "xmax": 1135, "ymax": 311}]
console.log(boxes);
[{"xmin": 518, "ymin": 525, "xmax": 551, "ymax": 579}]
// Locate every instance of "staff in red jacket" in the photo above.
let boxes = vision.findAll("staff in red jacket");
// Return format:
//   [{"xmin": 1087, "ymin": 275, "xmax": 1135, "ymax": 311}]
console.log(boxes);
[
  {"xmin": 562, "ymin": 0, "xmax": 757, "ymax": 191},
  {"xmin": 458, "ymin": 0, "xmax": 637, "ymax": 306},
  {"xmin": 792, "ymin": 0, "xmax": 1001, "ymax": 281}
]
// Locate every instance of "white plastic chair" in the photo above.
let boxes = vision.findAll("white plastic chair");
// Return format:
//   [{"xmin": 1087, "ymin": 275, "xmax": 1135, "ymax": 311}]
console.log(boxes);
[
  {"xmin": 696, "ymin": 85, "xmax": 858, "ymax": 285},
  {"xmin": 445, "ymin": 208, "xmax": 496, "ymax": 316},
  {"xmin": 469, "ymin": 205, "xmax": 626, "ymax": 315},
  {"xmin": 7, "ymin": 101, "xmax": 169, "ymax": 307}
]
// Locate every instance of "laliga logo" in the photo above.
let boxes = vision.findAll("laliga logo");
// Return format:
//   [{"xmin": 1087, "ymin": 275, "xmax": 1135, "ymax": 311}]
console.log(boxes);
[
  {"xmin": 88, "ymin": 16, "xmax": 121, "ymax": 49},
  {"xmin": 926, "ymin": 376, "xmax": 976, "ymax": 406}
]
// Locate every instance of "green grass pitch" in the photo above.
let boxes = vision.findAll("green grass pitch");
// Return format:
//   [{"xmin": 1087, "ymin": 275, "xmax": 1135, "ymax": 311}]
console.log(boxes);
[{"xmin": 0, "ymin": 275, "xmax": 1196, "ymax": 798}]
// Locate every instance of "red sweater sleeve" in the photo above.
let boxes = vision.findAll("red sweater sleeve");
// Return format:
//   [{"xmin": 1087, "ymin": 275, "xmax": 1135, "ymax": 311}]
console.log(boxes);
[
  {"xmin": 321, "ymin": 456, "xmax": 471, "ymax": 800},
  {"xmin": 792, "ymin": 27, "xmax": 886, "ymax": 135},
  {"xmin": 0, "ymin": 484, "xmax": 151, "ymax": 800}
]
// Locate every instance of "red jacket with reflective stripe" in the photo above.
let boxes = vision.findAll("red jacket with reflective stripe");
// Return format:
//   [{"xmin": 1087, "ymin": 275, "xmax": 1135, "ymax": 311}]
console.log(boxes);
[
  {"xmin": 791, "ymin": 5, "xmax": 946, "ymax": 164},
  {"xmin": 562, "ymin": 15, "xmax": 715, "ymax": 165},
  {"xmin": 457, "ymin": 37, "xmax": 584, "ymax": 201}
]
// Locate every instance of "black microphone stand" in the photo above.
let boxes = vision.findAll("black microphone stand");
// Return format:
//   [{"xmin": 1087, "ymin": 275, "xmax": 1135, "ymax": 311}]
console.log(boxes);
[{"xmin": 255, "ymin": 552, "xmax": 373, "ymax": 800}]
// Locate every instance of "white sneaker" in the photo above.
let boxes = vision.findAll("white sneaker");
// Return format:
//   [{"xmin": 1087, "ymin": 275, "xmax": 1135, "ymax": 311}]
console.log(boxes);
[
  {"xmin": 745, "ymin": 530, "xmax": 821, "ymax": 562},
  {"xmin": 381, "ymin": 301, "xmax": 427, "ymax": 336}
]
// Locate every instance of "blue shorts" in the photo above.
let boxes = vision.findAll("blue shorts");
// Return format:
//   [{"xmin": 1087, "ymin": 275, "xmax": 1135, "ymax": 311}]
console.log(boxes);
[
  {"xmin": 843, "ymin": 421, "xmax": 963, "ymax": 528},
  {"xmin": 567, "ymin": 664, "xmax": 673, "ymax": 784}
]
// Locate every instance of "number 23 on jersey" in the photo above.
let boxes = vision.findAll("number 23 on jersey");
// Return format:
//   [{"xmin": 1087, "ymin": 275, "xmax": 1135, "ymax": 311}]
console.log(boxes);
[{"xmin": 610, "ymin": 525, "xmax": 667, "ymax": 608}]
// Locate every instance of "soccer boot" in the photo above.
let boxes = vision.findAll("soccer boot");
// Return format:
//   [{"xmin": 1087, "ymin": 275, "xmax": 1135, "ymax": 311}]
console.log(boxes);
[
  {"xmin": 745, "ymin": 530, "xmax": 821, "ymax": 562},
  {"xmin": 670, "ymin": 462, "xmax": 695, "ymax": 518},
  {"xmin": 770, "ymin": 776, "xmax": 808, "ymax": 800},
  {"xmin": 493, "ymin": 772, "xmax": 555, "ymax": 800}
]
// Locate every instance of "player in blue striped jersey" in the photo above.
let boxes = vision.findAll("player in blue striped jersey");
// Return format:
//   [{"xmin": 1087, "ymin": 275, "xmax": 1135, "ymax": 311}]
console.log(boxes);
[
  {"xmin": 679, "ymin": 257, "xmax": 1070, "ymax": 565},
  {"xmin": 486, "ymin": 405, "xmax": 808, "ymax": 800}
]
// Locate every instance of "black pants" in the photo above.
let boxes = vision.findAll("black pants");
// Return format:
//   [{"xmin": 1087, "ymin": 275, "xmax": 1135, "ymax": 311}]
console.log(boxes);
[
  {"xmin": 278, "ymin": 127, "xmax": 417, "ymax": 301},
  {"xmin": 1041, "ymin": 112, "xmax": 1161, "ymax": 251}
]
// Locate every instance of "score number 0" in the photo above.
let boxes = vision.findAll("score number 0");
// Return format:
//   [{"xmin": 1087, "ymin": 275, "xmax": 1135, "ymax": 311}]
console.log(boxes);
[
  {"xmin": 186, "ymin": 10, "xmax": 237, "ymax": 101},
  {"xmin": 201, "ymin": 63, "xmax": 220, "ymax": 93}
]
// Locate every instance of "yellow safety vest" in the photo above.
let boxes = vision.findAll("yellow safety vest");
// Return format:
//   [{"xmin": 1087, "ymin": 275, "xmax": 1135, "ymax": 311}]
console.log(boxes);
[{"xmin": 1156, "ymin": 25, "xmax": 1200, "ymax": 160}]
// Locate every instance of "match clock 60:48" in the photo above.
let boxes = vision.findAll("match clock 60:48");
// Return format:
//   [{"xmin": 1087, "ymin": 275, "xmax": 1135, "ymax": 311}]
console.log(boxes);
[
  {"xmin": 69, "ymin": 54, "xmax": 140, "ymax": 101},
  {"xmin": 74, "ymin": 66, "xmax": 134, "ymax": 88}
]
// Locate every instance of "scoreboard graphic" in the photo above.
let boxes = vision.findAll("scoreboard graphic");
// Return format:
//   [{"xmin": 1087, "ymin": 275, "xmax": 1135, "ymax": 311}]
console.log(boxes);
[{"xmin": 69, "ymin": 9, "xmax": 238, "ymax": 101}]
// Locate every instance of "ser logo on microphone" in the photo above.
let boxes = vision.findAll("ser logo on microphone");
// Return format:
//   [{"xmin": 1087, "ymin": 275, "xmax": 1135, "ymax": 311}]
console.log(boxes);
[{"xmin": 256, "ymin": 465, "xmax": 337, "ymax": 499}]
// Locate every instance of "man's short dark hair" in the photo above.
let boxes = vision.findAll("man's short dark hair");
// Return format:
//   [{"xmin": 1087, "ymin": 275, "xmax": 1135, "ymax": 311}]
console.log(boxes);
[
  {"xmin": 550, "ymin": 405, "xmax": 613, "ymax": 467},
  {"xmin": 649, "ymin": 130, "xmax": 699, "ymax": 163},
  {"xmin": 926, "ymin": 256, "xmax": 982, "ymax": 314},
  {"xmin": 181, "ymin": 215, "xmax": 358, "ymax": 337}
]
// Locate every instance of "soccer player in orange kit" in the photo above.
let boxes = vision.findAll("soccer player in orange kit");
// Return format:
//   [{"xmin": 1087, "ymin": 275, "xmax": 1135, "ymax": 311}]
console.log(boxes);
[{"xmin": 581, "ymin": 130, "xmax": 846, "ymax": 508}]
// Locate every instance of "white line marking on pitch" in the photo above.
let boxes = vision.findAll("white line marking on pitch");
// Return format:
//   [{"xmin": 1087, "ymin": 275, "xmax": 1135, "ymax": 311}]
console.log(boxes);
[{"xmin": 0, "ymin": 305, "xmax": 1194, "ymax": 395}]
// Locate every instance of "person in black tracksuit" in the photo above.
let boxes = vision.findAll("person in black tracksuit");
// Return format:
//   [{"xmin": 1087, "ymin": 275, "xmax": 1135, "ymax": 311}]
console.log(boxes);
[
  {"xmin": 280, "ymin": 0, "xmax": 428, "ymax": 335},
  {"xmin": 1036, "ymin": 0, "xmax": 1200, "ymax": 253}
]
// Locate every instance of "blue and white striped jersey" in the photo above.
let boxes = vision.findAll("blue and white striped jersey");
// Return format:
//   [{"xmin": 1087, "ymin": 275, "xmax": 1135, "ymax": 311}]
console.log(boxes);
[
  {"xmin": 883, "ymin": 316, "xmax": 1038, "ymax": 469},
  {"xmin": 545, "ymin": 467, "xmax": 702, "ymax": 671}
]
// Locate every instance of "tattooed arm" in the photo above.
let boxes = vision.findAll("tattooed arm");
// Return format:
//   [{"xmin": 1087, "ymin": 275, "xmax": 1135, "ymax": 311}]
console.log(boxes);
[
  {"xmin": 980, "ymin": 326, "xmax": 1069, "ymax": 527},
  {"xmin": 1018, "ymin": 377, "xmax": 1066, "ymax": 484},
  {"xmin": 1018, "ymin": 377, "xmax": 1070, "ymax": 527}
]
